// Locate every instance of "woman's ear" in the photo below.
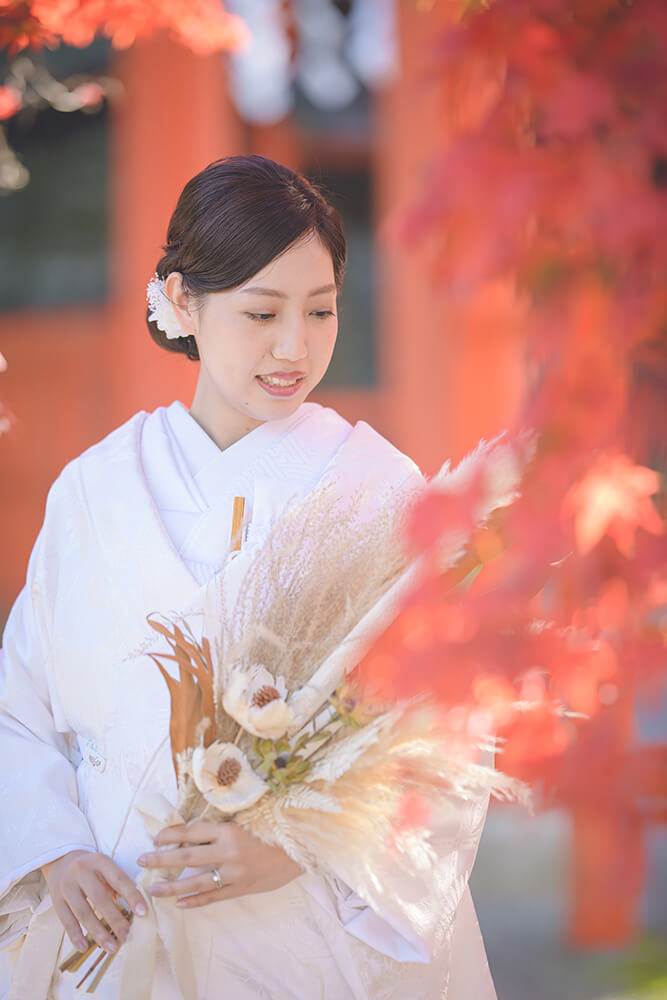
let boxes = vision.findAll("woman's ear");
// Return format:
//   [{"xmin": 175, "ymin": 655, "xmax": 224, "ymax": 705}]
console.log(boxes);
[{"xmin": 165, "ymin": 272, "xmax": 198, "ymax": 337}]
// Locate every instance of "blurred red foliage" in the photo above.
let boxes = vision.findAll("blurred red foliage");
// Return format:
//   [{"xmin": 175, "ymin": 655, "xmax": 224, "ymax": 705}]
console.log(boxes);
[
  {"xmin": 0, "ymin": 0, "xmax": 248, "ymax": 56},
  {"xmin": 0, "ymin": 82, "xmax": 21, "ymax": 117},
  {"xmin": 359, "ymin": 0, "xmax": 667, "ymax": 853}
]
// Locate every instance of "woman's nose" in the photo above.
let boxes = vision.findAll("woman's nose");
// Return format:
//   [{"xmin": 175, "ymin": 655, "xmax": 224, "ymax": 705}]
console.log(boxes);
[{"xmin": 271, "ymin": 323, "xmax": 308, "ymax": 362}]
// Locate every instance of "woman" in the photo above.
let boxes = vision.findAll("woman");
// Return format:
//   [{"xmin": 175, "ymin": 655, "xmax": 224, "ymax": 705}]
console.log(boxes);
[{"xmin": 0, "ymin": 155, "xmax": 496, "ymax": 998}]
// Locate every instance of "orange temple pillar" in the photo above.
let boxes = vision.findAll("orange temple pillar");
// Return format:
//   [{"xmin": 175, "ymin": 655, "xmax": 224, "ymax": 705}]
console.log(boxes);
[{"xmin": 107, "ymin": 35, "xmax": 243, "ymax": 425}]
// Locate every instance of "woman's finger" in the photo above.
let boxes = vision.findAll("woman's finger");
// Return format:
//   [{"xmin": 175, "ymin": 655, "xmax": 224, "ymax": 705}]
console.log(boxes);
[
  {"xmin": 154, "ymin": 820, "xmax": 220, "ymax": 846},
  {"xmin": 97, "ymin": 856, "xmax": 147, "ymax": 917},
  {"xmin": 149, "ymin": 870, "xmax": 229, "ymax": 898},
  {"xmin": 51, "ymin": 897, "xmax": 88, "ymax": 953},
  {"xmin": 138, "ymin": 843, "xmax": 225, "ymax": 870},
  {"xmin": 66, "ymin": 887, "xmax": 119, "ymax": 954},
  {"xmin": 174, "ymin": 884, "xmax": 241, "ymax": 909},
  {"xmin": 77, "ymin": 871, "xmax": 131, "ymax": 944}
]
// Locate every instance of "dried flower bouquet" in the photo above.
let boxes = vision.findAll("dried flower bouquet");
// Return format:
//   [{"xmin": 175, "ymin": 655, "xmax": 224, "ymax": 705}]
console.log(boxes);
[{"xmin": 61, "ymin": 435, "xmax": 533, "ymax": 992}]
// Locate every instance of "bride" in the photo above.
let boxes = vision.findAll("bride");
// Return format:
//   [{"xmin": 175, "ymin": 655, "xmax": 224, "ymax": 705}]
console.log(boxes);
[{"xmin": 0, "ymin": 154, "xmax": 496, "ymax": 998}]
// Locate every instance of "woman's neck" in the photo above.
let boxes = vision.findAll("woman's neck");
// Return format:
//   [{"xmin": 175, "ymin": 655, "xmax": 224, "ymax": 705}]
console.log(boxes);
[{"xmin": 188, "ymin": 379, "xmax": 264, "ymax": 452}]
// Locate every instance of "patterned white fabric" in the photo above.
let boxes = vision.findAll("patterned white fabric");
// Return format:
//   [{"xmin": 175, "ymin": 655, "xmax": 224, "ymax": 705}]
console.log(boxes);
[{"xmin": 0, "ymin": 402, "xmax": 496, "ymax": 998}]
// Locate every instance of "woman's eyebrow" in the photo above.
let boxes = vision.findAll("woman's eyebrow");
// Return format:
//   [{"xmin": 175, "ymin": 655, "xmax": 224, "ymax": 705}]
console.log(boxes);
[{"xmin": 240, "ymin": 283, "xmax": 336, "ymax": 298}]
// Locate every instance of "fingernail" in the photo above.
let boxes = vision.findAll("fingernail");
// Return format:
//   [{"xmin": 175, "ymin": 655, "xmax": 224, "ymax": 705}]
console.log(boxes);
[
  {"xmin": 106, "ymin": 939, "xmax": 118, "ymax": 953},
  {"xmin": 175, "ymin": 899, "xmax": 187, "ymax": 907},
  {"xmin": 76, "ymin": 938, "xmax": 87, "ymax": 952},
  {"xmin": 137, "ymin": 855, "xmax": 148, "ymax": 866},
  {"xmin": 135, "ymin": 902, "xmax": 147, "ymax": 916}
]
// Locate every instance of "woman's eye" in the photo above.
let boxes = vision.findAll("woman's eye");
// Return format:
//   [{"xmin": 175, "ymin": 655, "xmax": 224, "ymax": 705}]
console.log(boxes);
[{"xmin": 246, "ymin": 310, "xmax": 334, "ymax": 322}]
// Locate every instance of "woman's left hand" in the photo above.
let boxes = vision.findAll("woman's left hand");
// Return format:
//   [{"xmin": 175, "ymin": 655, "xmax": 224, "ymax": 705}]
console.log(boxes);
[{"xmin": 137, "ymin": 820, "xmax": 303, "ymax": 909}]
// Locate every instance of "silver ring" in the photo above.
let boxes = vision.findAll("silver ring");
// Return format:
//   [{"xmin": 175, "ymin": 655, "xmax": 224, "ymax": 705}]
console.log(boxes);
[{"xmin": 210, "ymin": 866, "xmax": 223, "ymax": 889}]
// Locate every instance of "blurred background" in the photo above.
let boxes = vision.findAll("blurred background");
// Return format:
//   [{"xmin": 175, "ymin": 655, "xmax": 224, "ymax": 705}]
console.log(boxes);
[{"xmin": 0, "ymin": 2, "xmax": 665, "ymax": 997}]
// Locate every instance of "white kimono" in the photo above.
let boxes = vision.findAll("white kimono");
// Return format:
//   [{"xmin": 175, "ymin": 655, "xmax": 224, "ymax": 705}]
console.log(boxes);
[{"xmin": 0, "ymin": 401, "xmax": 496, "ymax": 999}]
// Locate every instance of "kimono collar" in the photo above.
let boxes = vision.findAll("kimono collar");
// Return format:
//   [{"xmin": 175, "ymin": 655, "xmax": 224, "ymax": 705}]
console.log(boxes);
[{"xmin": 164, "ymin": 400, "xmax": 322, "ymax": 512}]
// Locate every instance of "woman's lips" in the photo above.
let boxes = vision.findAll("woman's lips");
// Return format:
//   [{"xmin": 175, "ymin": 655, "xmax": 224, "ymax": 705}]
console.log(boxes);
[{"xmin": 256, "ymin": 373, "xmax": 306, "ymax": 397}]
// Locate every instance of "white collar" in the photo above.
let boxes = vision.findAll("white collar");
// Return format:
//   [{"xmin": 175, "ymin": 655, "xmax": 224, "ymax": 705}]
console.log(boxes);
[{"xmin": 165, "ymin": 400, "xmax": 322, "ymax": 509}]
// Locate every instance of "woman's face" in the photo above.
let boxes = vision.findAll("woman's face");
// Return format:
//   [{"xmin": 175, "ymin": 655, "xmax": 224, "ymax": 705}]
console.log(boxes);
[{"xmin": 168, "ymin": 232, "xmax": 338, "ymax": 449}]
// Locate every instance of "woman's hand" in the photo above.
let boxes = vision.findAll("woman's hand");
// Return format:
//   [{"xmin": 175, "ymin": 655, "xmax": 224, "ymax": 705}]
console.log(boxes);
[
  {"xmin": 137, "ymin": 820, "xmax": 303, "ymax": 909},
  {"xmin": 41, "ymin": 850, "xmax": 147, "ymax": 954}
]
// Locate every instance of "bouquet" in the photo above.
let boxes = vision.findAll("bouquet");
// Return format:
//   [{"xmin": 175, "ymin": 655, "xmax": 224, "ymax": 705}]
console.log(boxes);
[{"xmin": 61, "ymin": 434, "xmax": 534, "ymax": 994}]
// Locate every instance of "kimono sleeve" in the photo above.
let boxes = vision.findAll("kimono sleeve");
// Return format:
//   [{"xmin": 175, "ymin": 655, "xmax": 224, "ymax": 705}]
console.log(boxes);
[{"xmin": 0, "ymin": 471, "xmax": 97, "ymax": 948}]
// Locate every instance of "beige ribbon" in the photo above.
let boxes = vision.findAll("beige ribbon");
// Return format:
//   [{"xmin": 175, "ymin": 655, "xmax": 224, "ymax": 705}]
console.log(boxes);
[
  {"xmin": 8, "ymin": 900, "xmax": 64, "ymax": 1000},
  {"xmin": 118, "ymin": 792, "xmax": 197, "ymax": 1000}
]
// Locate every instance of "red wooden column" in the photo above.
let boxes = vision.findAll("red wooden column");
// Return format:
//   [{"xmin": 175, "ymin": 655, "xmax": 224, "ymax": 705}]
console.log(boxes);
[
  {"xmin": 567, "ymin": 692, "xmax": 666, "ymax": 946},
  {"xmin": 373, "ymin": 5, "xmax": 525, "ymax": 473},
  {"xmin": 0, "ymin": 306, "xmax": 109, "ymax": 612},
  {"xmin": 107, "ymin": 37, "xmax": 244, "ymax": 425},
  {"xmin": 373, "ymin": 2, "xmax": 450, "ymax": 475},
  {"xmin": 570, "ymin": 806, "xmax": 644, "ymax": 945},
  {"xmin": 250, "ymin": 118, "xmax": 302, "ymax": 170}
]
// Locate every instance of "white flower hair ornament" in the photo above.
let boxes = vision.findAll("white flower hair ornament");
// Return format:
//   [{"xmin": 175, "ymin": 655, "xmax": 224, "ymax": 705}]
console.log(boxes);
[{"xmin": 146, "ymin": 273, "xmax": 187, "ymax": 340}]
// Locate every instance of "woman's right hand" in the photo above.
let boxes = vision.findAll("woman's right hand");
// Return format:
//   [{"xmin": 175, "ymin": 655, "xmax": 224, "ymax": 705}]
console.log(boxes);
[{"xmin": 41, "ymin": 850, "xmax": 147, "ymax": 954}]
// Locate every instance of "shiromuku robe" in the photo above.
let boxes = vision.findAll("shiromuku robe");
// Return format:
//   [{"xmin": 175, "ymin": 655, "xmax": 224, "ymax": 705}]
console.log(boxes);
[{"xmin": 0, "ymin": 401, "xmax": 497, "ymax": 999}]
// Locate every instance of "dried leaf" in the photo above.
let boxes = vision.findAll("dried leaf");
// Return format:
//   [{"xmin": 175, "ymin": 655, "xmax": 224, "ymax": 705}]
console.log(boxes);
[{"xmin": 146, "ymin": 616, "xmax": 216, "ymax": 776}]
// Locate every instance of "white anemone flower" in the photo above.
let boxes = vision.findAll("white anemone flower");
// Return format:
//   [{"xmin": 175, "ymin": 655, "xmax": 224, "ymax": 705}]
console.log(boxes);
[
  {"xmin": 192, "ymin": 742, "xmax": 268, "ymax": 813},
  {"xmin": 223, "ymin": 665, "xmax": 294, "ymax": 740}
]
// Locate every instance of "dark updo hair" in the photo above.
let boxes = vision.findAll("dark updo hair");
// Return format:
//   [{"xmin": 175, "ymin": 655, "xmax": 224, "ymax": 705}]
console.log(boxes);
[{"xmin": 147, "ymin": 154, "xmax": 347, "ymax": 361}]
